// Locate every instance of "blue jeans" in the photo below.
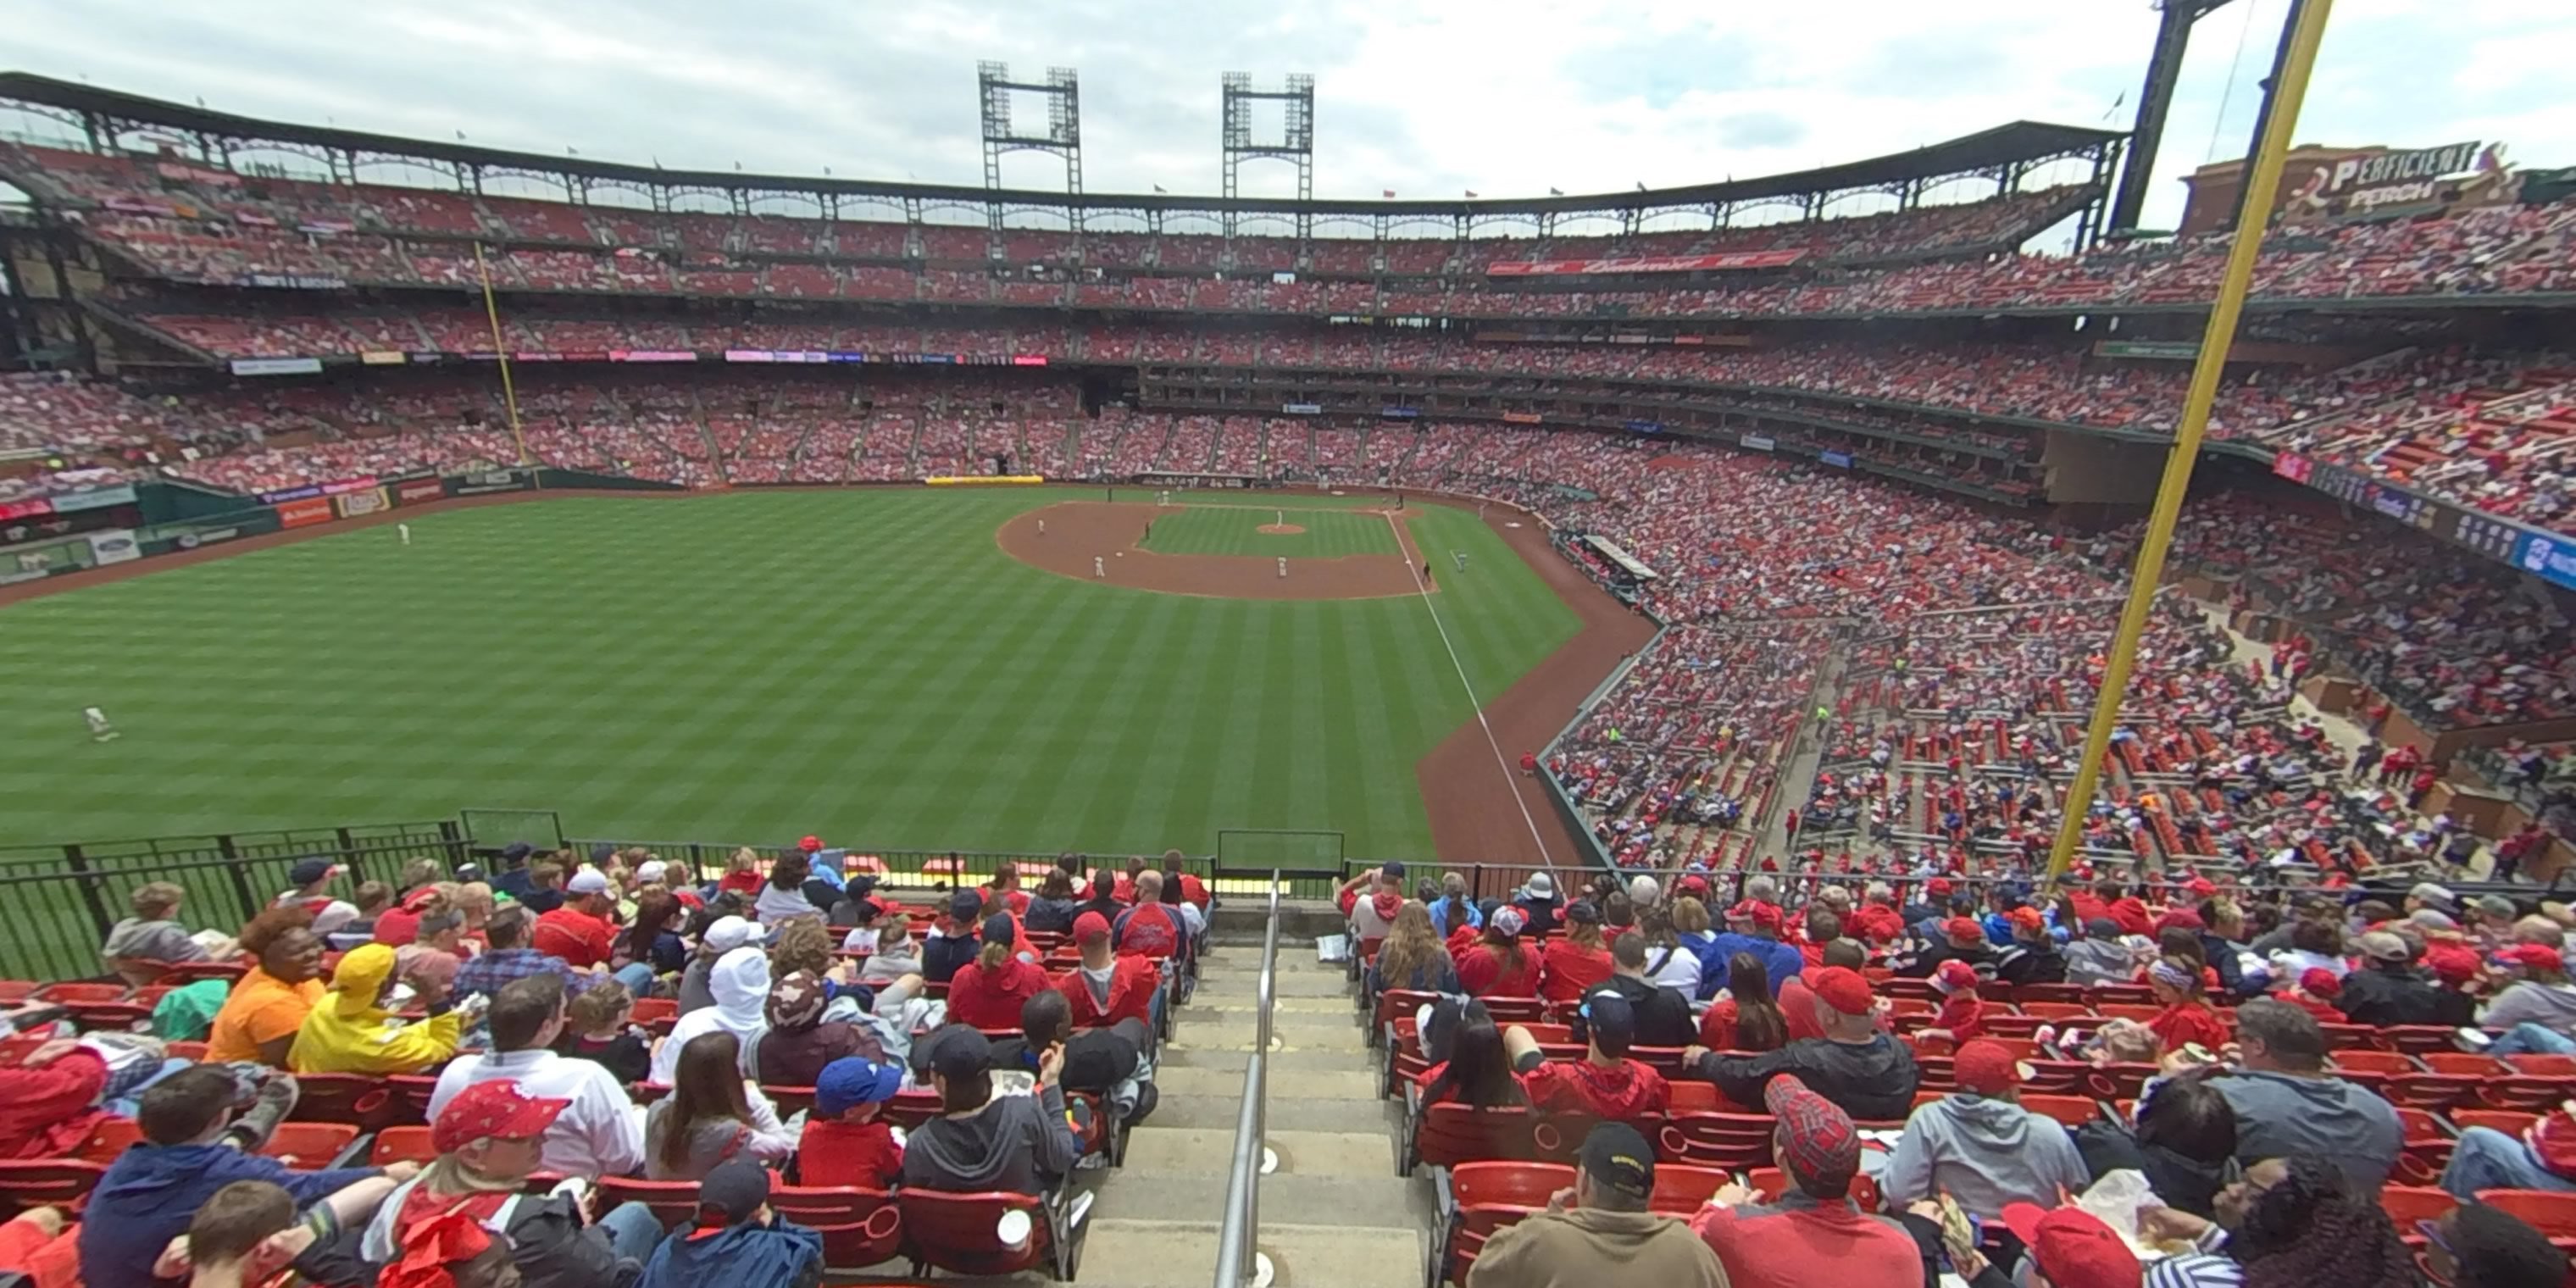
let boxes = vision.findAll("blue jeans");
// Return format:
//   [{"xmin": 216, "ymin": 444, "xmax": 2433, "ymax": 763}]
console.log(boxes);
[
  {"xmin": 2441, "ymin": 1127, "xmax": 2576, "ymax": 1200},
  {"xmin": 594, "ymin": 1200, "xmax": 666, "ymax": 1263},
  {"xmin": 2488, "ymin": 1023, "xmax": 2576, "ymax": 1057},
  {"xmin": 612, "ymin": 963, "xmax": 658, "ymax": 997}
]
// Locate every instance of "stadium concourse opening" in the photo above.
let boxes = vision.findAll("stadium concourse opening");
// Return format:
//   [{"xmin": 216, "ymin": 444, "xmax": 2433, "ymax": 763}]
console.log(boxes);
[{"xmin": 997, "ymin": 495, "xmax": 1430, "ymax": 601}]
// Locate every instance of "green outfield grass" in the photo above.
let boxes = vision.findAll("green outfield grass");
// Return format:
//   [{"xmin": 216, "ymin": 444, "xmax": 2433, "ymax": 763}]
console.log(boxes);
[
  {"xmin": 0, "ymin": 489, "xmax": 1580, "ymax": 863},
  {"xmin": 1140, "ymin": 505, "xmax": 1400, "ymax": 558}
]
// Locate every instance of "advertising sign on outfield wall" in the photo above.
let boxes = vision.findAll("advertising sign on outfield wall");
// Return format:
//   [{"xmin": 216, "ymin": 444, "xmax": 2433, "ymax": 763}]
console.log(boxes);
[
  {"xmin": 229, "ymin": 357, "xmax": 325, "ymax": 377},
  {"xmin": 336, "ymin": 488, "xmax": 390, "ymax": 518},
  {"xmin": 85, "ymin": 529, "xmax": 141, "ymax": 565},
  {"xmin": 48, "ymin": 485, "xmax": 138, "ymax": 513},
  {"xmin": 1741, "ymin": 435, "xmax": 1777, "ymax": 452},
  {"xmin": 360, "ymin": 351, "xmax": 408, "ymax": 365},
  {"xmin": 1280, "ymin": 403, "xmax": 1323, "ymax": 415},
  {"xmin": 393, "ymin": 478, "xmax": 447, "ymax": 504},
  {"xmin": 453, "ymin": 471, "xmax": 534, "ymax": 496},
  {"xmin": 1502, "ymin": 411, "xmax": 1544, "ymax": 424},
  {"xmin": 276, "ymin": 497, "xmax": 335, "ymax": 528}
]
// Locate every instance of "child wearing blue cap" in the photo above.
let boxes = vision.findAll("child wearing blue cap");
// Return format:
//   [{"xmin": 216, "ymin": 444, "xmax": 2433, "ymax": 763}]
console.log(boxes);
[{"xmin": 797, "ymin": 1055, "xmax": 905, "ymax": 1189}]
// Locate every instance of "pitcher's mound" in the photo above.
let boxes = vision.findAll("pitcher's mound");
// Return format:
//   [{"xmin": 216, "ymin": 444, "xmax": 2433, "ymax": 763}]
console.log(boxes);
[{"xmin": 1257, "ymin": 523, "xmax": 1306, "ymax": 535}]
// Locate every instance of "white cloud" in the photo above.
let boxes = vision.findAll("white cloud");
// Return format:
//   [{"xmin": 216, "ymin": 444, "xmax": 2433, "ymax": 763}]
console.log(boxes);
[{"xmin": 3, "ymin": 0, "xmax": 2567, "ymax": 232}]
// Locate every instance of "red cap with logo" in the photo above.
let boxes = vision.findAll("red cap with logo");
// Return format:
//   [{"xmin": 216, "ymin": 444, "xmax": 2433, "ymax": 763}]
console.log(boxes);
[
  {"xmin": 1952, "ymin": 1040, "xmax": 2026, "ymax": 1096},
  {"xmin": 2496, "ymin": 944, "xmax": 2567, "ymax": 974},
  {"xmin": 1074, "ymin": 911, "xmax": 1113, "ymax": 944},
  {"xmin": 2000, "ymin": 1204, "xmax": 2140, "ymax": 1288},
  {"xmin": 1807, "ymin": 966, "xmax": 1874, "ymax": 1016},
  {"xmin": 1943, "ymin": 917, "xmax": 1984, "ymax": 942},
  {"xmin": 433, "ymin": 1079, "xmax": 570, "ymax": 1153}
]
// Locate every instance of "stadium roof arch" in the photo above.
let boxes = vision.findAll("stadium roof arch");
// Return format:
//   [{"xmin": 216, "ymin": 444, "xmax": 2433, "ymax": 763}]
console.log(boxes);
[{"xmin": 0, "ymin": 71, "xmax": 2119, "ymax": 237}]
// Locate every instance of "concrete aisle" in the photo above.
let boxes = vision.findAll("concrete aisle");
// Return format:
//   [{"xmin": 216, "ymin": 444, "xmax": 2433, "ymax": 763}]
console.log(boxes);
[{"xmin": 1076, "ymin": 930, "xmax": 1425, "ymax": 1288}]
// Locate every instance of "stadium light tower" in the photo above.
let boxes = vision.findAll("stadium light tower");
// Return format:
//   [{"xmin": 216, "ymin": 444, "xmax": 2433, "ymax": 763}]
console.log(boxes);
[
  {"xmin": 2106, "ymin": 0, "xmax": 2240, "ymax": 236},
  {"xmin": 1220, "ymin": 72, "xmax": 1315, "ymax": 238},
  {"xmin": 978, "ymin": 61, "xmax": 1083, "ymax": 197}
]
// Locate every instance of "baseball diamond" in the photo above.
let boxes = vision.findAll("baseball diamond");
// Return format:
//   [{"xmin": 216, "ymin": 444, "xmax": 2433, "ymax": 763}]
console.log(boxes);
[{"xmin": 0, "ymin": 486, "xmax": 1631, "ymax": 865}]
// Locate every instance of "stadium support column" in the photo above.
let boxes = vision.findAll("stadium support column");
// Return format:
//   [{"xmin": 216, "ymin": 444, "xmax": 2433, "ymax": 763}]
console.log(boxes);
[
  {"xmin": 978, "ymin": 62, "xmax": 1083, "ymax": 227},
  {"xmin": 1220, "ymin": 73, "xmax": 1315, "ymax": 241},
  {"xmin": 2226, "ymin": 0, "xmax": 2310, "ymax": 232},
  {"xmin": 2046, "ymin": 0, "xmax": 2333, "ymax": 890},
  {"xmin": 2107, "ymin": 0, "xmax": 2240, "ymax": 236}
]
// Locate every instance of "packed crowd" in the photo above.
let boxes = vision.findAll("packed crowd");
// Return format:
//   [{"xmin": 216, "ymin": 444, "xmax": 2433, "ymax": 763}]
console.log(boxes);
[
  {"xmin": 13, "ymin": 140, "xmax": 2575, "ymax": 321},
  {"xmin": 1348, "ymin": 863, "xmax": 2576, "ymax": 1288},
  {"xmin": 0, "ymin": 841, "xmax": 1208, "ymax": 1286}
]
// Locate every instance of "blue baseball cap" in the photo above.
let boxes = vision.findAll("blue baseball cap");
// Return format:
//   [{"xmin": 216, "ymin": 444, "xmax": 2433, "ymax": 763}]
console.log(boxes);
[{"xmin": 814, "ymin": 1055, "xmax": 904, "ymax": 1115}]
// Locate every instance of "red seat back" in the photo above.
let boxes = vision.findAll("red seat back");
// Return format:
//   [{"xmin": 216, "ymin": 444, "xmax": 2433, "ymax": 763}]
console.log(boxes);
[
  {"xmin": 260, "ymin": 1123, "xmax": 359, "ymax": 1168},
  {"xmin": 371, "ymin": 1126, "xmax": 438, "ymax": 1166},
  {"xmin": 1658, "ymin": 1112, "xmax": 1775, "ymax": 1169},
  {"xmin": 599, "ymin": 1176, "xmax": 705, "ymax": 1230},
  {"xmin": 897, "ymin": 1190, "xmax": 1050, "ymax": 1277},
  {"xmin": 2022, "ymin": 1095, "xmax": 2102, "ymax": 1131},
  {"xmin": 2332, "ymin": 1051, "xmax": 2420, "ymax": 1075},
  {"xmin": 2476, "ymin": 1190, "xmax": 2576, "ymax": 1243},
  {"xmin": 0, "ymin": 1159, "xmax": 108, "ymax": 1213},
  {"xmin": 1418, "ymin": 1104, "xmax": 1535, "ymax": 1169},
  {"xmin": 286, "ymin": 1073, "xmax": 402, "ymax": 1130}
]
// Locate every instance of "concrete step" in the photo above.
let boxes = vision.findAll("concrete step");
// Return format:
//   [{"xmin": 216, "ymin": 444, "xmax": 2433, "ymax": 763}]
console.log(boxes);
[
  {"xmin": 1157, "ymin": 1046, "xmax": 1373, "ymax": 1074},
  {"xmin": 1143, "ymin": 1093, "xmax": 1402, "ymax": 1134},
  {"xmin": 1163, "ymin": 1018, "xmax": 1366, "ymax": 1053},
  {"xmin": 1088, "ymin": 1169, "xmax": 1424, "ymax": 1228},
  {"xmin": 1175, "ymin": 996, "xmax": 1353, "ymax": 1017},
  {"xmin": 1125, "ymin": 1127, "xmax": 1394, "ymax": 1179},
  {"xmin": 1153, "ymin": 1064, "xmax": 1380, "ymax": 1101},
  {"xmin": 1189, "ymin": 969, "xmax": 1352, "ymax": 998},
  {"xmin": 1080, "ymin": 1220, "xmax": 1419, "ymax": 1288}
]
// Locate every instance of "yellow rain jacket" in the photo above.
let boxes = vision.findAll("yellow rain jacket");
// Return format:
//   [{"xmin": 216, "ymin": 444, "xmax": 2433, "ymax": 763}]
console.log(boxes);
[{"xmin": 286, "ymin": 943, "xmax": 463, "ymax": 1074}]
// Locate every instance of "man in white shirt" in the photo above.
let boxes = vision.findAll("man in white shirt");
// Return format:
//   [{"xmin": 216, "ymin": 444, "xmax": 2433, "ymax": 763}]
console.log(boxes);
[{"xmin": 425, "ymin": 973, "xmax": 643, "ymax": 1179}]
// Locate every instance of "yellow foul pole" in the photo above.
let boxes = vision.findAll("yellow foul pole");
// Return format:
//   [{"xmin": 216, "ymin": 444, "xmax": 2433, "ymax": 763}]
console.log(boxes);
[
  {"xmin": 2044, "ymin": 0, "xmax": 2335, "ymax": 890},
  {"xmin": 472, "ymin": 241, "xmax": 534, "ymax": 468}
]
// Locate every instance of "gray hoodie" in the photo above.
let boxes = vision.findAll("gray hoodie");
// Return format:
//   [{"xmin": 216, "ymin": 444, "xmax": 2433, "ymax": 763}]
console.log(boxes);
[
  {"xmin": 2061, "ymin": 938, "xmax": 2136, "ymax": 988},
  {"xmin": 2211, "ymin": 1069, "xmax": 2403, "ymax": 1190},
  {"xmin": 2480, "ymin": 981, "xmax": 2576, "ymax": 1036},
  {"xmin": 1879, "ymin": 1093, "xmax": 2090, "ymax": 1219}
]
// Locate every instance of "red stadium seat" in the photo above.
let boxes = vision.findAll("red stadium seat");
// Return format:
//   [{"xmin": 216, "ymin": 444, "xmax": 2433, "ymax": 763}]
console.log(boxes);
[
  {"xmin": 1657, "ymin": 1113, "xmax": 1775, "ymax": 1170},
  {"xmin": 897, "ymin": 1190, "xmax": 1062, "ymax": 1279},
  {"xmin": 770, "ymin": 1185, "xmax": 903, "ymax": 1271},
  {"xmin": 1409, "ymin": 1104, "xmax": 1535, "ymax": 1175}
]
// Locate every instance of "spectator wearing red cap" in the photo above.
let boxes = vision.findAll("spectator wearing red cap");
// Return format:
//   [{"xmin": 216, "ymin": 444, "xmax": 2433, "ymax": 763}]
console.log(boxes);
[
  {"xmin": 357, "ymin": 1079, "xmax": 667, "ymax": 1280},
  {"xmin": 1055, "ymin": 910, "xmax": 1162, "ymax": 1030},
  {"xmin": 1706, "ymin": 898, "xmax": 1803, "ymax": 999},
  {"xmin": 1539, "ymin": 902, "xmax": 1615, "ymax": 1003},
  {"xmin": 1998, "ymin": 1202, "xmax": 2138, "ymax": 1288},
  {"xmin": 1882, "ymin": 1041, "xmax": 2089, "ymax": 1219},
  {"xmin": 1898, "ymin": 877, "xmax": 1952, "ymax": 929},
  {"xmin": 2281, "ymin": 968, "xmax": 2345, "ymax": 1024},
  {"xmin": 1915, "ymin": 959, "xmax": 1989, "ymax": 1045},
  {"xmin": 2475, "ymin": 943, "xmax": 2576, "ymax": 1057},
  {"xmin": 1457, "ymin": 907, "xmax": 1542, "ymax": 998},
  {"xmin": 1993, "ymin": 906, "xmax": 2067, "ymax": 986},
  {"xmin": 1683, "ymin": 965, "xmax": 1918, "ymax": 1122},
  {"xmin": 1846, "ymin": 882, "xmax": 1905, "ymax": 946},
  {"xmin": 1893, "ymin": 916, "xmax": 1995, "ymax": 980},
  {"xmin": 1688, "ymin": 1075, "xmax": 1918, "ymax": 1288},
  {"xmin": 1502, "ymin": 990, "xmax": 1668, "ymax": 1119}
]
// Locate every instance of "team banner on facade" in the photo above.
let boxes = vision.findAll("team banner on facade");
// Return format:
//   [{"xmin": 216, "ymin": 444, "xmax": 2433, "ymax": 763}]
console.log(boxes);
[
  {"xmin": 85, "ymin": 529, "xmax": 141, "ymax": 565},
  {"xmin": 1487, "ymin": 249, "xmax": 1806, "ymax": 276},
  {"xmin": 1502, "ymin": 411, "xmax": 1545, "ymax": 424},
  {"xmin": 229, "ymin": 357, "xmax": 325, "ymax": 376},
  {"xmin": 336, "ymin": 488, "xmax": 390, "ymax": 518},
  {"xmin": 275, "ymin": 497, "xmax": 335, "ymax": 528}
]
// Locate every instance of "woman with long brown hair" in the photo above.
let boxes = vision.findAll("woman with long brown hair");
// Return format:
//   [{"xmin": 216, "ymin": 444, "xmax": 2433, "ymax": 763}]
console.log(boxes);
[
  {"xmin": 1369, "ymin": 902, "xmax": 1458, "ymax": 996},
  {"xmin": 642, "ymin": 1030, "xmax": 795, "ymax": 1180},
  {"xmin": 1695, "ymin": 952, "xmax": 1790, "ymax": 1052}
]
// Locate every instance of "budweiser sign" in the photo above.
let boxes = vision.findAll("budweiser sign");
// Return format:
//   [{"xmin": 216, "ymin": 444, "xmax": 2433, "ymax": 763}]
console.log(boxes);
[{"xmin": 1487, "ymin": 249, "xmax": 1806, "ymax": 276}]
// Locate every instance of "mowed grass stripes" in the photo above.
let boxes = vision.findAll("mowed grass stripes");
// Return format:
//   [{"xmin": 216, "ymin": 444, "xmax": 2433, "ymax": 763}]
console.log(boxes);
[
  {"xmin": 0, "ymin": 490, "xmax": 1581, "ymax": 859},
  {"xmin": 1139, "ymin": 507, "xmax": 1398, "ymax": 558}
]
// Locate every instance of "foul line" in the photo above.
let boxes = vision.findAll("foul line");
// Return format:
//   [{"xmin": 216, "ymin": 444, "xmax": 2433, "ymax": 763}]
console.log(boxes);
[{"xmin": 1385, "ymin": 511, "xmax": 1557, "ymax": 871}]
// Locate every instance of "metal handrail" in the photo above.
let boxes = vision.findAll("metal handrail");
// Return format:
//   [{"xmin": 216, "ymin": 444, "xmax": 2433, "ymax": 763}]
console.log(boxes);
[{"xmin": 1211, "ymin": 869, "xmax": 1281, "ymax": 1288}]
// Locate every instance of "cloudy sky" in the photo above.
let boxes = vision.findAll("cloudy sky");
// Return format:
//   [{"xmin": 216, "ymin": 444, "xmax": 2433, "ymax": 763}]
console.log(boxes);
[{"xmin": 6, "ymin": 0, "xmax": 2570, "ymax": 230}]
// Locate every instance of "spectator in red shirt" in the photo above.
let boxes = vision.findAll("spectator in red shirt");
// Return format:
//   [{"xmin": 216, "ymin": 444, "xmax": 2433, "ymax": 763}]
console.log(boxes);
[
  {"xmin": 531, "ymin": 869, "xmax": 618, "ymax": 969},
  {"xmin": 1502, "ymin": 990, "xmax": 1668, "ymax": 1119},
  {"xmin": 1457, "ymin": 907, "xmax": 1542, "ymax": 997},
  {"xmin": 980, "ymin": 866, "xmax": 1032, "ymax": 918},
  {"xmin": 1918, "ymin": 959, "xmax": 1988, "ymax": 1045},
  {"xmin": 1539, "ymin": 902, "xmax": 1615, "ymax": 1003},
  {"xmin": 1111, "ymin": 872, "xmax": 1184, "ymax": 959},
  {"xmin": 716, "ymin": 847, "xmax": 765, "ymax": 897},
  {"xmin": 1054, "ymin": 911, "xmax": 1161, "ymax": 1030},
  {"xmin": 1845, "ymin": 883, "xmax": 1904, "ymax": 945},
  {"xmin": 2146, "ymin": 956, "xmax": 2232, "ymax": 1056},
  {"xmin": 1689, "ymin": 1074, "xmax": 1918, "ymax": 1286},
  {"xmin": 797, "ymin": 1054, "xmax": 906, "ymax": 1188},
  {"xmin": 946, "ymin": 913, "xmax": 1052, "ymax": 1030},
  {"xmin": 1158, "ymin": 850, "xmax": 1209, "ymax": 910},
  {"xmin": 2103, "ymin": 884, "xmax": 2156, "ymax": 939}
]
